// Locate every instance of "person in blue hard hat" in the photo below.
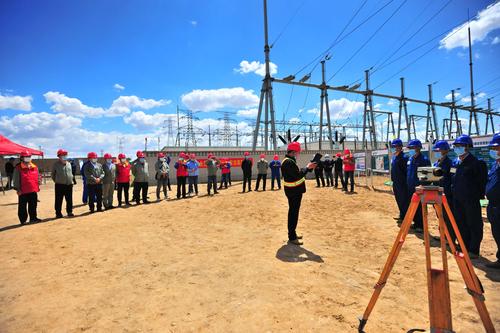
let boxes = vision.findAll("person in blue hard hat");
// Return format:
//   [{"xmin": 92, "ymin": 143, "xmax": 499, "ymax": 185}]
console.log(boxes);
[
  {"xmin": 450, "ymin": 134, "xmax": 488, "ymax": 259},
  {"xmin": 390, "ymin": 138, "xmax": 408, "ymax": 224},
  {"xmin": 406, "ymin": 139, "xmax": 431, "ymax": 232},
  {"xmin": 432, "ymin": 140, "xmax": 456, "ymax": 243},
  {"xmin": 485, "ymin": 133, "xmax": 500, "ymax": 269}
]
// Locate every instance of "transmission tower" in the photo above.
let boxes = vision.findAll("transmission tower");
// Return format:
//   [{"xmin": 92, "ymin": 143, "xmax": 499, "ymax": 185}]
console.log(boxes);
[{"xmin": 165, "ymin": 117, "xmax": 174, "ymax": 147}]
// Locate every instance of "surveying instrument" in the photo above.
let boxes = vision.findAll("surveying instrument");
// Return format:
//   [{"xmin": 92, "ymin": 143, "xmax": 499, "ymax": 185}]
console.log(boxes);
[{"xmin": 358, "ymin": 167, "xmax": 496, "ymax": 333}]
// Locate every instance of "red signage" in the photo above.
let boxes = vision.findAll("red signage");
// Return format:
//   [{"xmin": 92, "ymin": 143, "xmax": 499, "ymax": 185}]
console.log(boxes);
[{"xmin": 191, "ymin": 157, "xmax": 253, "ymax": 169}]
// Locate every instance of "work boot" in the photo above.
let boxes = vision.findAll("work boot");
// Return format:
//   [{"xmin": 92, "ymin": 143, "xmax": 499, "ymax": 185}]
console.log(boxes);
[
  {"xmin": 67, "ymin": 213, "xmax": 75, "ymax": 217},
  {"xmin": 30, "ymin": 218, "xmax": 42, "ymax": 223},
  {"xmin": 288, "ymin": 239, "xmax": 303, "ymax": 246},
  {"xmin": 56, "ymin": 213, "xmax": 63, "ymax": 219},
  {"xmin": 485, "ymin": 260, "xmax": 500, "ymax": 269}
]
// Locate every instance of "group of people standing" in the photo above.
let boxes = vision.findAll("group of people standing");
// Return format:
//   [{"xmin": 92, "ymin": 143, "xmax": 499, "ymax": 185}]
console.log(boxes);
[
  {"xmin": 390, "ymin": 133, "xmax": 500, "ymax": 269},
  {"xmin": 312, "ymin": 150, "xmax": 356, "ymax": 192}
]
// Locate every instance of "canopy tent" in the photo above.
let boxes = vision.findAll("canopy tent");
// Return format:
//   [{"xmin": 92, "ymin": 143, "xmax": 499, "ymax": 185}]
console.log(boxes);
[{"xmin": 0, "ymin": 134, "xmax": 44, "ymax": 156}]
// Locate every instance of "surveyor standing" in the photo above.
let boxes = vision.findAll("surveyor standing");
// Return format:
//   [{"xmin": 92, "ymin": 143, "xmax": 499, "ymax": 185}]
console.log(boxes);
[
  {"xmin": 281, "ymin": 142, "xmax": 316, "ymax": 245},
  {"xmin": 186, "ymin": 153, "xmax": 199, "ymax": 196},
  {"xmin": 102, "ymin": 153, "xmax": 116, "ymax": 210},
  {"xmin": 343, "ymin": 149, "xmax": 355, "ymax": 193},
  {"xmin": 314, "ymin": 156, "xmax": 325, "ymax": 187},
  {"xmin": 334, "ymin": 153, "xmax": 344, "ymax": 189},
  {"xmin": 51, "ymin": 149, "xmax": 74, "ymax": 218},
  {"xmin": 255, "ymin": 154, "xmax": 269, "ymax": 191},
  {"xmin": 155, "ymin": 152, "xmax": 169, "ymax": 200},
  {"xmin": 406, "ymin": 139, "xmax": 431, "ymax": 232},
  {"xmin": 486, "ymin": 133, "xmax": 500, "ymax": 269},
  {"xmin": 269, "ymin": 154, "xmax": 282, "ymax": 190},
  {"xmin": 241, "ymin": 152, "xmax": 253, "ymax": 192},
  {"xmin": 116, "ymin": 153, "xmax": 131, "ymax": 206},
  {"xmin": 205, "ymin": 153, "xmax": 219, "ymax": 195},
  {"xmin": 451, "ymin": 134, "xmax": 488, "ymax": 258},
  {"xmin": 132, "ymin": 150, "xmax": 150, "ymax": 205},
  {"xmin": 323, "ymin": 154, "xmax": 334, "ymax": 187},
  {"xmin": 390, "ymin": 139, "xmax": 408, "ymax": 224},
  {"xmin": 13, "ymin": 150, "xmax": 41, "ymax": 224},
  {"xmin": 83, "ymin": 152, "xmax": 105, "ymax": 213}
]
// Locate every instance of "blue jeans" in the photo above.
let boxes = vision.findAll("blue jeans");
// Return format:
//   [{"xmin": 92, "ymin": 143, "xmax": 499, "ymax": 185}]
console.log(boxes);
[{"xmin": 188, "ymin": 176, "xmax": 198, "ymax": 194}]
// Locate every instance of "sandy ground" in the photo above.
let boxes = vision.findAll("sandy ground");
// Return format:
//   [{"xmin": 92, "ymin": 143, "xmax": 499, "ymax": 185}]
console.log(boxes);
[{"xmin": 0, "ymin": 177, "xmax": 499, "ymax": 333}]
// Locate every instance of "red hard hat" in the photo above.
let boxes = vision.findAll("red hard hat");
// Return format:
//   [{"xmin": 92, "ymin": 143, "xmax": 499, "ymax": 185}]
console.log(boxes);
[
  {"xmin": 136, "ymin": 150, "xmax": 145, "ymax": 158},
  {"xmin": 179, "ymin": 152, "xmax": 186, "ymax": 158},
  {"xmin": 208, "ymin": 153, "xmax": 214, "ymax": 159},
  {"xmin": 88, "ymin": 152, "xmax": 98, "ymax": 159},
  {"xmin": 344, "ymin": 149, "xmax": 351, "ymax": 155},
  {"xmin": 103, "ymin": 153, "xmax": 112, "ymax": 159},
  {"xmin": 189, "ymin": 153, "xmax": 195, "ymax": 159},
  {"xmin": 259, "ymin": 154, "xmax": 265, "ymax": 158},
  {"xmin": 20, "ymin": 150, "xmax": 31, "ymax": 157},
  {"xmin": 57, "ymin": 149, "xmax": 68, "ymax": 156},
  {"xmin": 287, "ymin": 141, "xmax": 301, "ymax": 153},
  {"xmin": 244, "ymin": 152, "xmax": 250, "ymax": 156},
  {"xmin": 118, "ymin": 153, "xmax": 126, "ymax": 159},
  {"xmin": 335, "ymin": 153, "xmax": 341, "ymax": 157},
  {"xmin": 157, "ymin": 152, "xmax": 165, "ymax": 158},
  {"xmin": 273, "ymin": 154, "xmax": 279, "ymax": 160}
]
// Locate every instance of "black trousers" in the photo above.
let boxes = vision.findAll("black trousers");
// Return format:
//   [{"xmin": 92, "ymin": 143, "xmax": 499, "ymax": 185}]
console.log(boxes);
[
  {"xmin": 7, "ymin": 173, "xmax": 13, "ymax": 189},
  {"xmin": 18, "ymin": 192, "xmax": 38, "ymax": 223},
  {"xmin": 167, "ymin": 176, "xmax": 172, "ymax": 191},
  {"xmin": 228, "ymin": 172, "xmax": 232, "ymax": 186},
  {"xmin": 207, "ymin": 175, "xmax": 218, "ymax": 194},
  {"xmin": 55, "ymin": 183, "xmax": 73, "ymax": 216},
  {"xmin": 393, "ymin": 184, "xmax": 409, "ymax": 220},
  {"xmin": 133, "ymin": 182, "xmax": 149, "ymax": 204},
  {"xmin": 117, "ymin": 182, "xmax": 130, "ymax": 204},
  {"xmin": 454, "ymin": 198, "xmax": 483, "ymax": 255},
  {"xmin": 87, "ymin": 184, "xmax": 103, "ymax": 211},
  {"xmin": 255, "ymin": 174, "xmax": 267, "ymax": 191},
  {"xmin": 315, "ymin": 171, "xmax": 325, "ymax": 187},
  {"xmin": 334, "ymin": 169, "xmax": 345, "ymax": 188},
  {"xmin": 487, "ymin": 204, "xmax": 500, "ymax": 260},
  {"xmin": 219, "ymin": 174, "xmax": 228, "ymax": 189},
  {"xmin": 344, "ymin": 171, "xmax": 354, "ymax": 192},
  {"xmin": 286, "ymin": 193, "xmax": 303, "ymax": 240},
  {"xmin": 177, "ymin": 176, "xmax": 186, "ymax": 199},
  {"xmin": 242, "ymin": 175, "xmax": 252, "ymax": 192},
  {"xmin": 324, "ymin": 170, "xmax": 333, "ymax": 187}
]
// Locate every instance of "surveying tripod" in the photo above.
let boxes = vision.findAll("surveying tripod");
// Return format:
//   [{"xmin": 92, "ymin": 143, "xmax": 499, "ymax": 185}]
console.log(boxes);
[{"xmin": 358, "ymin": 185, "xmax": 496, "ymax": 333}]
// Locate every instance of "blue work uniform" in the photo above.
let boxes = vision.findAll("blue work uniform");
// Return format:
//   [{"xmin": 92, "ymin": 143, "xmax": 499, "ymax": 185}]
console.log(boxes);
[
  {"xmin": 407, "ymin": 153, "xmax": 431, "ymax": 228},
  {"xmin": 391, "ymin": 152, "xmax": 409, "ymax": 219},
  {"xmin": 434, "ymin": 156, "xmax": 456, "ymax": 241},
  {"xmin": 269, "ymin": 160, "xmax": 282, "ymax": 190},
  {"xmin": 486, "ymin": 161, "xmax": 500, "ymax": 261},
  {"xmin": 451, "ymin": 153, "xmax": 488, "ymax": 255}
]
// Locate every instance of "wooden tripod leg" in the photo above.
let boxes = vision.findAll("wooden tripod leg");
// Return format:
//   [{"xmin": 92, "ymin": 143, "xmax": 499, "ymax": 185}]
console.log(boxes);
[
  {"xmin": 358, "ymin": 194, "xmax": 420, "ymax": 332},
  {"xmin": 439, "ymin": 197, "xmax": 496, "ymax": 333}
]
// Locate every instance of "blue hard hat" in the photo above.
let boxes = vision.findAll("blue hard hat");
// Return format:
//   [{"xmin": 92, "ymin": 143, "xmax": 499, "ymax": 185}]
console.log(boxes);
[
  {"xmin": 407, "ymin": 139, "xmax": 422, "ymax": 148},
  {"xmin": 391, "ymin": 138, "xmax": 403, "ymax": 147},
  {"xmin": 488, "ymin": 133, "xmax": 500, "ymax": 147},
  {"xmin": 433, "ymin": 140, "xmax": 450, "ymax": 151},
  {"xmin": 453, "ymin": 134, "xmax": 473, "ymax": 147}
]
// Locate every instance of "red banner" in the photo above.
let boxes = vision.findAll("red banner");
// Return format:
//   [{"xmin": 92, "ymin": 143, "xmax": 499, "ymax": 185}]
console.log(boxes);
[{"xmin": 192, "ymin": 157, "xmax": 253, "ymax": 169}]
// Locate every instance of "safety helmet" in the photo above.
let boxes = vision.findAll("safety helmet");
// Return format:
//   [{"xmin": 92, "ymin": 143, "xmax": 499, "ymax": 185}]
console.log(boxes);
[
  {"xmin": 189, "ymin": 153, "xmax": 196, "ymax": 159},
  {"xmin": 179, "ymin": 152, "xmax": 186, "ymax": 158},
  {"xmin": 287, "ymin": 141, "xmax": 301, "ymax": 153},
  {"xmin": 324, "ymin": 154, "xmax": 330, "ymax": 159},
  {"xmin": 103, "ymin": 153, "xmax": 112, "ymax": 159},
  {"xmin": 335, "ymin": 153, "xmax": 341, "ymax": 157},
  {"xmin": 433, "ymin": 140, "xmax": 450, "ymax": 151},
  {"xmin": 453, "ymin": 134, "xmax": 473, "ymax": 147},
  {"xmin": 118, "ymin": 153, "xmax": 126, "ymax": 159},
  {"xmin": 87, "ymin": 152, "xmax": 98, "ymax": 159},
  {"xmin": 407, "ymin": 139, "xmax": 422, "ymax": 148},
  {"xmin": 259, "ymin": 154, "xmax": 265, "ymax": 159},
  {"xmin": 344, "ymin": 149, "xmax": 351, "ymax": 155},
  {"xmin": 391, "ymin": 138, "xmax": 403, "ymax": 147},
  {"xmin": 244, "ymin": 152, "xmax": 250, "ymax": 156},
  {"xmin": 136, "ymin": 150, "xmax": 145, "ymax": 158},
  {"xmin": 57, "ymin": 149, "xmax": 68, "ymax": 156},
  {"xmin": 488, "ymin": 133, "xmax": 500, "ymax": 147},
  {"xmin": 20, "ymin": 150, "xmax": 31, "ymax": 157},
  {"xmin": 208, "ymin": 153, "xmax": 214, "ymax": 159},
  {"xmin": 157, "ymin": 152, "xmax": 165, "ymax": 158},
  {"xmin": 273, "ymin": 154, "xmax": 279, "ymax": 160}
]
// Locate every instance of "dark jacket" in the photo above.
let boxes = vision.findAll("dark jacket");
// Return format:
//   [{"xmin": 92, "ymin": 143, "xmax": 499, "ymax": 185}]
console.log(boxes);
[
  {"xmin": 451, "ymin": 153, "xmax": 488, "ymax": 202},
  {"xmin": 391, "ymin": 152, "xmax": 408, "ymax": 187},
  {"xmin": 281, "ymin": 155, "xmax": 311, "ymax": 195},
  {"xmin": 323, "ymin": 159, "xmax": 334, "ymax": 172},
  {"xmin": 314, "ymin": 160, "xmax": 324, "ymax": 175},
  {"xmin": 486, "ymin": 162, "xmax": 500, "ymax": 206},
  {"xmin": 407, "ymin": 153, "xmax": 431, "ymax": 192},
  {"xmin": 433, "ymin": 156, "xmax": 452, "ymax": 198},
  {"xmin": 5, "ymin": 161, "xmax": 14, "ymax": 175},
  {"xmin": 334, "ymin": 158, "xmax": 343, "ymax": 172},
  {"xmin": 241, "ymin": 158, "xmax": 253, "ymax": 176}
]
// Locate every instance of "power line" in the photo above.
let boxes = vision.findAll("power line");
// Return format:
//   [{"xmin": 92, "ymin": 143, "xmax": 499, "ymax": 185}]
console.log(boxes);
[
  {"xmin": 270, "ymin": 0, "xmax": 307, "ymax": 48},
  {"xmin": 329, "ymin": 0, "xmax": 409, "ymax": 81},
  {"xmin": 476, "ymin": 74, "xmax": 500, "ymax": 91}
]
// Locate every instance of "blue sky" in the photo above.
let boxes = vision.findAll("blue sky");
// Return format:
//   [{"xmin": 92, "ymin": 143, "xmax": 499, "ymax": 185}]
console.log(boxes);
[{"xmin": 0, "ymin": 0, "xmax": 499, "ymax": 156}]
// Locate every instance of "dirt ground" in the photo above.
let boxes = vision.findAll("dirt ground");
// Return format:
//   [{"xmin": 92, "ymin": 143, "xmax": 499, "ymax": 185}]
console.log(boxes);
[{"xmin": 0, "ymin": 177, "xmax": 499, "ymax": 333}]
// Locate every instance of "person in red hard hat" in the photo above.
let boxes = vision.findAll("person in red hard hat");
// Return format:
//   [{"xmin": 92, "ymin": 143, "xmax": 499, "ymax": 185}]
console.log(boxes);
[
  {"xmin": 255, "ymin": 154, "xmax": 269, "ymax": 191},
  {"xmin": 205, "ymin": 153, "xmax": 220, "ymax": 195},
  {"xmin": 155, "ymin": 152, "xmax": 169, "ymax": 200},
  {"xmin": 132, "ymin": 150, "xmax": 150, "ymax": 204},
  {"xmin": 342, "ymin": 149, "xmax": 355, "ymax": 193},
  {"xmin": 334, "ymin": 152, "xmax": 345, "ymax": 189},
  {"xmin": 83, "ymin": 152, "xmax": 105, "ymax": 213},
  {"xmin": 269, "ymin": 154, "xmax": 282, "ymax": 190},
  {"xmin": 281, "ymin": 142, "xmax": 316, "ymax": 245},
  {"xmin": 218, "ymin": 159, "xmax": 230, "ymax": 190},
  {"xmin": 51, "ymin": 149, "xmax": 74, "ymax": 218},
  {"xmin": 241, "ymin": 152, "xmax": 253, "ymax": 192},
  {"xmin": 13, "ymin": 150, "xmax": 41, "ymax": 224},
  {"xmin": 174, "ymin": 153, "xmax": 188, "ymax": 199},
  {"xmin": 116, "ymin": 153, "xmax": 131, "ymax": 206},
  {"xmin": 102, "ymin": 153, "xmax": 116, "ymax": 209}
]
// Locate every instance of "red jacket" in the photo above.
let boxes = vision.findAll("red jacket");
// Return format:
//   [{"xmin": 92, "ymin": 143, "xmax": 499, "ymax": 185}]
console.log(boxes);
[
  {"xmin": 15, "ymin": 162, "xmax": 40, "ymax": 194},
  {"xmin": 116, "ymin": 162, "xmax": 131, "ymax": 183},
  {"xmin": 343, "ymin": 155, "xmax": 355, "ymax": 172},
  {"xmin": 175, "ymin": 161, "xmax": 188, "ymax": 177},
  {"xmin": 221, "ymin": 163, "xmax": 230, "ymax": 174}
]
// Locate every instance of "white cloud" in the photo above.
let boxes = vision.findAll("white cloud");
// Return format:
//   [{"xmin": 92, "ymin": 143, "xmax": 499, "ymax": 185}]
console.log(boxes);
[
  {"xmin": 113, "ymin": 83, "xmax": 125, "ymax": 91},
  {"xmin": 181, "ymin": 87, "xmax": 259, "ymax": 112},
  {"xmin": 190, "ymin": 20, "xmax": 198, "ymax": 27},
  {"xmin": 493, "ymin": 36, "xmax": 500, "ymax": 44},
  {"xmin": 123, "ymin": 111, "xmax": 176, "ymax": 131},
  {"xmin": 44, "ymin": 91, "xmax": 170, "ymax": 118},
  {"xmin": 374, "ymin": 103, "xmax": 383, "ymax": 109},
  {"xmin": 235, "ymin": 60, "xmax": 278, "ymax": 77},
  {"xmin": 0, "ymin": 94, "xmax": 33, "ymax": 111},
  {"xmin": 440, "ymin": 2, "xmax": 500, "ymax": 50},
  {"xmin": 445, "ymin": 92, "xmax": 461, "ymax": 101},
  {"xmin": 108, "ymin": 95, "xmax": 170, "ymax": 116},
  {"xmin": 477, "ymin": 92, "xmax": 487, "ymax": 99},
  {"xmin": 0, "ymin": 112, "xmax": 82, "ymax": 140},
  {"xmin": 44, "ymin": 91, "xmax": 105, "ymax": 118},
  {"xmin": 387, "ymin": 98, "xmax": 397, "ymax": 106},
  {"xmin": 329, "ymin": 98, "xmax": 365, "ymax": 120},
  {"xmin": 460, "ymin": 91, "xmax": 487, "ymax": 103},
  {"xmin": 236, "ymin": 108, "xmax": 258, "ymax": 117},
  {"xmin": 289, "ymin": 117, "xmax": 300, "ymax": 123}
]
